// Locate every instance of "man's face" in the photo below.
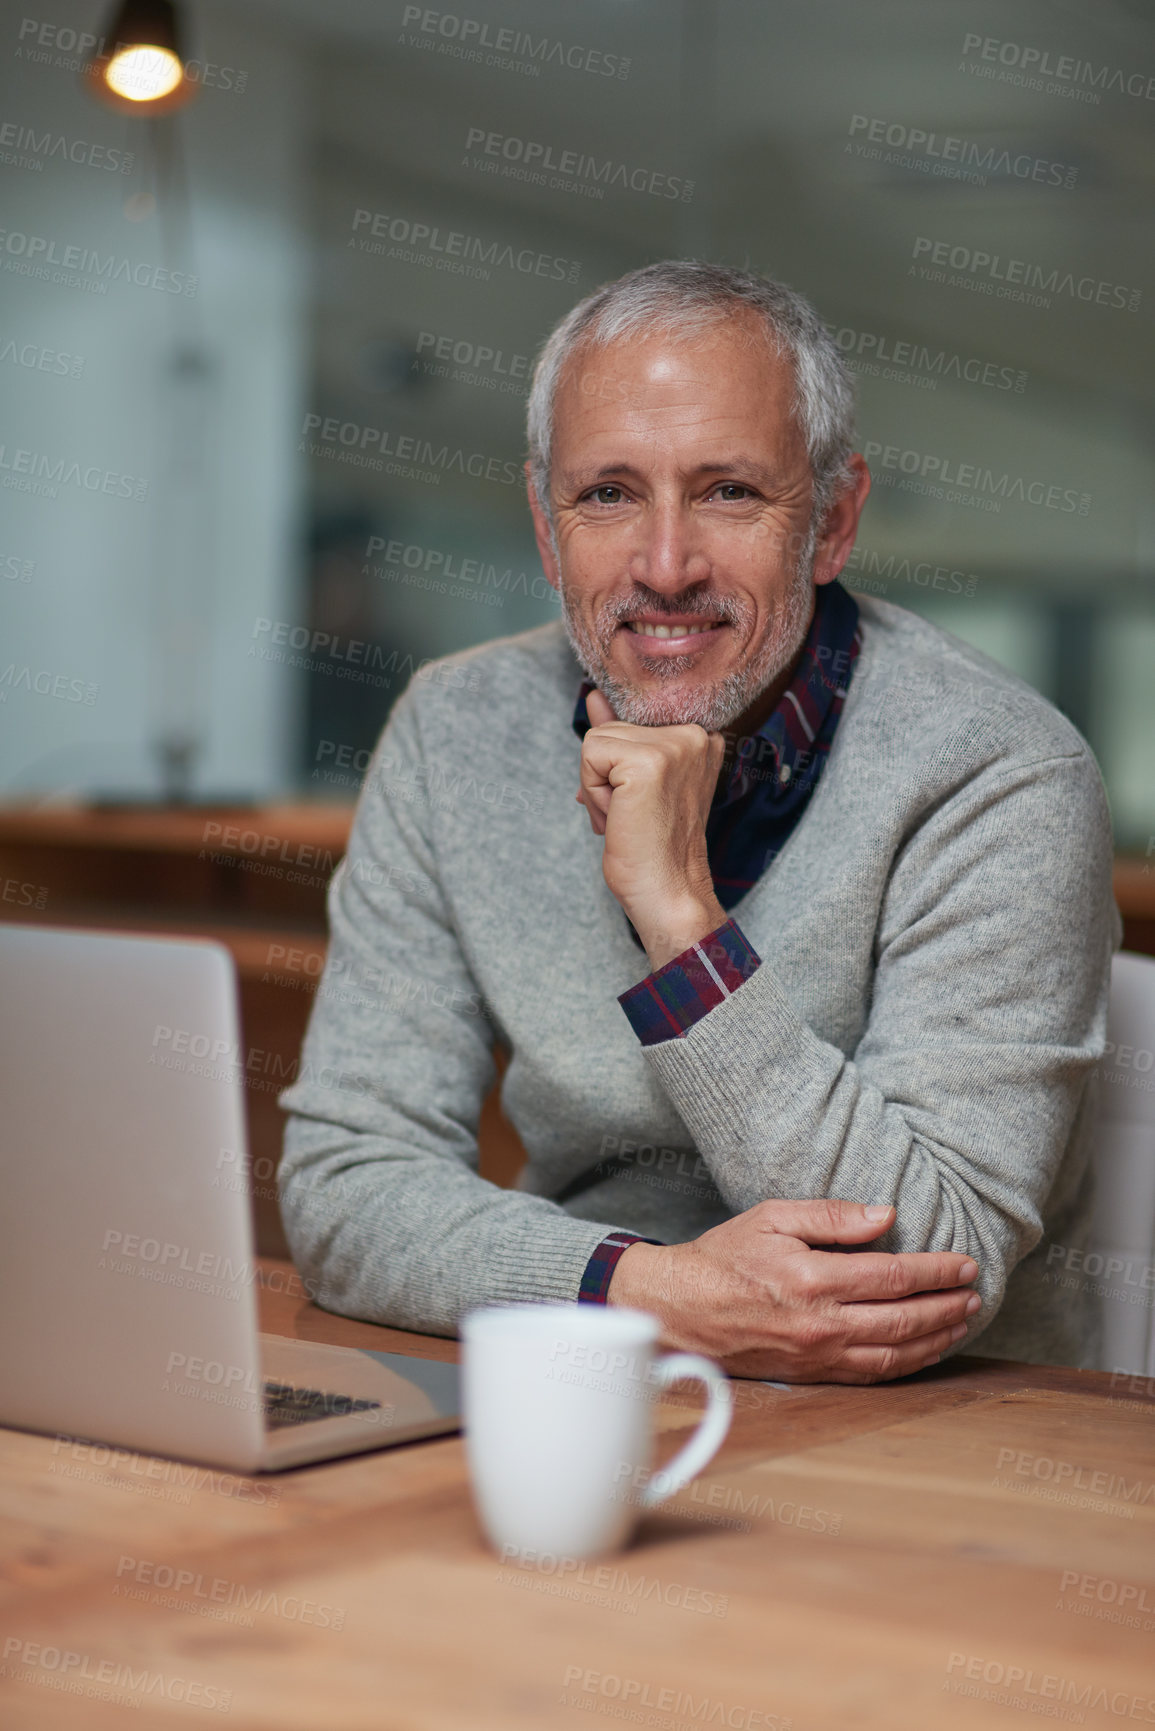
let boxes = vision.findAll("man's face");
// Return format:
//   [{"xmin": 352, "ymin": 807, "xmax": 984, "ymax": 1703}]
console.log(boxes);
[{"xmin": 531, "ymin": 314, "xmax": 836, "ymax": 731}]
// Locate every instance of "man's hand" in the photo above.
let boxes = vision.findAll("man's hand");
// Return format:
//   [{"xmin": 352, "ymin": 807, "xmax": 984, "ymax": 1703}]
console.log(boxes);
[
  {"xmin": 607, "ymin": 1199, "xmax": 982, "ymax": 1384},
  {"xmin": 578, "ymin": 688, "xmax": 727, "ymax": 968}
]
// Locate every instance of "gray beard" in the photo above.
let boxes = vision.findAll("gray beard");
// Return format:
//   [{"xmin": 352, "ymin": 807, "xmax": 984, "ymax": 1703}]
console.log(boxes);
[{"xmin": 559, "ymin": 538, "xmax": 817, "ymax": 731}]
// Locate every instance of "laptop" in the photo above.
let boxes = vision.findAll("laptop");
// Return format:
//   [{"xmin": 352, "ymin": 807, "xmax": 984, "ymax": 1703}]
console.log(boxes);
[{"xmin": 0, "ymin": 923, "xmax": 460, "ymax": 1471}]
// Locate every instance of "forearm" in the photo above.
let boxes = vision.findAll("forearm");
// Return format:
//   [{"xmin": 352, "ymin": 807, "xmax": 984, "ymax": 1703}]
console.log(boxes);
[
  {"xmin": 277, "ymin": 687, "xmax": 618, "ymax": 1332},
  {"xmin": 280, "ymin": 1109, "xmax": 615, "ymax": 1334},
  {"xmin": 642, "ymin": 967, "xmax": 1034, "ymax": 1329},
  {"xmin": 631, "ymin": 754, "xmax": 1116, "ymax": 1347}
]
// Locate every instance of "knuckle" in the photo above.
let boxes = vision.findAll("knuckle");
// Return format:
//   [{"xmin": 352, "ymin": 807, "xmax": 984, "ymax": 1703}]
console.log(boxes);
[
  {"xmin": 872, "ymin": 1344, "xmax": 901, "ymax": 1379},
  {"xmin": 792, "ymin": 1311, "xmax": 831, "ymax": 1354},
  {"xmin": 877, "ymin": 1306, "xmax": 908, "ymax": 1343},
  {"xmin": 884, "ymin": 1258, "xmax": 910, "ymax": 1299},
  {"xmin": 791, "ymin": 1261, "xmax": 820, "ymax": 1300}
]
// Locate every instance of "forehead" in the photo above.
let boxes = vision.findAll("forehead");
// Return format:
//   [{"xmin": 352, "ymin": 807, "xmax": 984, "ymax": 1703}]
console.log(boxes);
[{"xmin": 552, "ymin": 312, "xmax": 805, "ymax": 465}]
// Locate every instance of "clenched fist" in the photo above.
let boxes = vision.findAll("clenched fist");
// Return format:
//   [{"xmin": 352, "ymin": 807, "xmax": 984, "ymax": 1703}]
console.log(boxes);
[{"xmin": 577, "ymin": 687, "xmax": 728, "ymax": 969}]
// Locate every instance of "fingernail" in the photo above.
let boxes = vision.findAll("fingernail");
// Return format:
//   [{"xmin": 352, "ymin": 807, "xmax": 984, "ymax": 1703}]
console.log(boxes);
[
  {"xmin": 922, "ymin": 1355, "xmax": 941, "ymax": 1368},
  {"xmin": 959, "ymin": 1260, "xmax": 978, "ymax": 1282},
  {"xmin": 950, "ymin": 1323, "xmax": 968, "ymax": 1342},
  {"xmin": 864, "ymin": 1205, "xmax": 892, "ymax": 1220},
  {"xmin": 965, "ymin": 1293, "xmax": 982, "ymax": 1315}
]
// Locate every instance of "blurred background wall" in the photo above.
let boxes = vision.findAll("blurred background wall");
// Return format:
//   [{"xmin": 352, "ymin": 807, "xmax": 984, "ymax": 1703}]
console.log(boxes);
[{"xmin": 1, "ymin": 0, "xmax": 1152, "ymax": 841}]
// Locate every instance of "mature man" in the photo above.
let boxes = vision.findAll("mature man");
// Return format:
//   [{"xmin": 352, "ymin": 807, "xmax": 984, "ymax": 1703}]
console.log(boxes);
[{"xmin": 278, "ymin": 260, "xmax": 1118, "ymax": 1381}]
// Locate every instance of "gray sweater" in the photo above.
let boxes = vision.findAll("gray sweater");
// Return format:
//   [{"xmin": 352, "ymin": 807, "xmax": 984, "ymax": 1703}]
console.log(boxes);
[{"xmin": 278, "ymin": 596, "xmax": 1120, "ymax": 1368}]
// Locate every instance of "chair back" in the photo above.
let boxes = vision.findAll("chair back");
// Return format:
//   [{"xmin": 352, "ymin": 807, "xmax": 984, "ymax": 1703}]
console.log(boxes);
[{"xmin": 1087, "ymin": 952, "xmax": 1155, "ymax": 1376}]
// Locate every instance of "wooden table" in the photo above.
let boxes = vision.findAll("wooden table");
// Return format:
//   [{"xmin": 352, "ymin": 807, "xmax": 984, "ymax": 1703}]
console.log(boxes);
[{"xmin": 3, "ymin": 1258, "xmax": 1153, "ymax": 1730}]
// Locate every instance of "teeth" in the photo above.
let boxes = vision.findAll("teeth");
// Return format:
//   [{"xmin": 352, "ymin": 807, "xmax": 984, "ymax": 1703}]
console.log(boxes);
[{"xmin": 629, "ymin": 622, "xmax": 719, "ymax": 639}]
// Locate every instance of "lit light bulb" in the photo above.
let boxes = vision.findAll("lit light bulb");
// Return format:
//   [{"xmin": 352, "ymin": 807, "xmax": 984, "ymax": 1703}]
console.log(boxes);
[{"xmin": 104, "ymin": 42, "xmax": 183, "ymax": 101}]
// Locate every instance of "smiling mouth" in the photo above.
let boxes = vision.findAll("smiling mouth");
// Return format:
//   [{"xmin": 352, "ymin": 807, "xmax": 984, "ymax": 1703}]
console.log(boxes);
[{"xmin": 625, "ymin": 621, "xmax": 724, "ymax": 639}]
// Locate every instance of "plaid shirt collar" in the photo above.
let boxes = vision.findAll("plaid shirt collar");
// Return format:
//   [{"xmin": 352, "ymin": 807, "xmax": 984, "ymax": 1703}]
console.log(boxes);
[{"xmin": 571, "ymin": 579, "xmax": 860, "ymax": 808}]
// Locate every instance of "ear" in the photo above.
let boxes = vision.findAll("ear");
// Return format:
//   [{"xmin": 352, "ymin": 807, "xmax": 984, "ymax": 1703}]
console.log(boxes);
[
  {"xmin": 812, "ymin": 453, "xmax": 872, "ymax": 588},
  {"xmin": 525, "ymin": 461, "xmax": 560, "ymax": 591}
]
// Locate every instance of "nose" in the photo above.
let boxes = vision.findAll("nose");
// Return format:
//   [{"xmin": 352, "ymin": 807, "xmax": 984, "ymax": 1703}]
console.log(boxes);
[{"xmin": 626, "ymin": 496, "xmax": 711, "ymax": 594}]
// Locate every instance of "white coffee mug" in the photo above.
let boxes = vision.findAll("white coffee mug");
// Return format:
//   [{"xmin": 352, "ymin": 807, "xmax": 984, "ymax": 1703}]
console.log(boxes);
[{"xmin": 462, "ymin": 1304, "xmax": 732, "ymax": 1561}]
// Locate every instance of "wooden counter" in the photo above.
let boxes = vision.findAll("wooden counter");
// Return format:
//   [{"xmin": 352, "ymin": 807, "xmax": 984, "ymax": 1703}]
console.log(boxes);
[{"xmin": 0, "ymin": 1257, "xmax": 1152, "ymax": 1729}]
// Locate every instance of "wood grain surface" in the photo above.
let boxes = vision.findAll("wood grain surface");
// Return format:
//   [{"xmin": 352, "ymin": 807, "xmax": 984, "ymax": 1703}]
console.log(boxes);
[{"xmin": 4, "ymin": 1261, "xmax": 1154, "ymax": 1728}]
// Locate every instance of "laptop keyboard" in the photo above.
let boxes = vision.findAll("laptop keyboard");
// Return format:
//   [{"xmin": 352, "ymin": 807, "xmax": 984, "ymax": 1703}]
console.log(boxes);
[{"xmin": 262, "ymin": 1380, "xmax": 382, "ymax": 1429}]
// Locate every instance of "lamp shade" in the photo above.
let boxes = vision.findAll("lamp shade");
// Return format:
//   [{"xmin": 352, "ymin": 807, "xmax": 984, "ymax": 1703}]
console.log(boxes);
[{"xmin": 86, "ymin": 0, "xmax": 195, "ymax": 113}]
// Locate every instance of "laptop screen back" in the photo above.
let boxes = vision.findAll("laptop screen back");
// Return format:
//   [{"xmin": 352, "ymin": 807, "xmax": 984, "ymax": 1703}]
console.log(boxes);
[{"xmin": 0, "ymin": 925, "xmax": 269, "ymax": 1471}]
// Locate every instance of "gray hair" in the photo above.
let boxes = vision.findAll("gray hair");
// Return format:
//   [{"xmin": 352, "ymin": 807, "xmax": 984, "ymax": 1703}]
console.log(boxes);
[{"xmin": 526, "ymin": 259, "xmax": 856, "ymax": 542}]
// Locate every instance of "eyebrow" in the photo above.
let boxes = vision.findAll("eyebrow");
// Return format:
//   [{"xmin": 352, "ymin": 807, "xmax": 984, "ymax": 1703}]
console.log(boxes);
[{"xmin": 559, "ymin": 456, "xmax": 779, "ymax": 493}]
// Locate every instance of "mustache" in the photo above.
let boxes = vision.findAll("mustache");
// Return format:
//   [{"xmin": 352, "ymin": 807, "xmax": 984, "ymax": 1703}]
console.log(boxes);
[{"xmin": 596, "ymin": 589, "xmax": 749, "ymax": 629}]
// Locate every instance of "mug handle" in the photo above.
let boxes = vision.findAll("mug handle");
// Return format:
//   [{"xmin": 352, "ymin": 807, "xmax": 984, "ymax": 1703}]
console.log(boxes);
[{"xmin": 641, "ymin": 1352, "xmax": 733, "ymax": 1508}]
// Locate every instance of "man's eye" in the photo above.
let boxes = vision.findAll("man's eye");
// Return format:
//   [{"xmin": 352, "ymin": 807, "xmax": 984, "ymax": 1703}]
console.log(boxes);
[
  {"xmin": 590, "ymin": 485, "xmax": 625, "ymax": 504},
  {"xmin": 714, "ymin": 484, "xmax": 752, "ymax": 501}
]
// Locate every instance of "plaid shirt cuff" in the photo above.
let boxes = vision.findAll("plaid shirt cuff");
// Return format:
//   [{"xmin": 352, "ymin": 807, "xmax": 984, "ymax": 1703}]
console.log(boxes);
[
  {"xmin": 578, "ymin": 1231, "xmax": 663, "ymax": 1304},
  {"xmin": 618, "ymin": 918, "xmax": 761, "ymax": 1048}
]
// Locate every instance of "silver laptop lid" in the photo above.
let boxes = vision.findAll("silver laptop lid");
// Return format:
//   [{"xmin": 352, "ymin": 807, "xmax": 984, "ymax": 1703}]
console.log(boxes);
[{"xmin": 0, "ymin": 924, "xmax": 268, "ymax": 1471}]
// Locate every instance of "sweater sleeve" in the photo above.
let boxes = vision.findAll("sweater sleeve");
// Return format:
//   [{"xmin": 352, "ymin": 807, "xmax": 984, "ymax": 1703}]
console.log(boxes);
[
  {"xmin": 639, "ymin": 745, "xmax": 1119, "ymax": 1349},
  {"xmin": 276, "ymin": 686, "xmax": 617, "ymax": 1336}
]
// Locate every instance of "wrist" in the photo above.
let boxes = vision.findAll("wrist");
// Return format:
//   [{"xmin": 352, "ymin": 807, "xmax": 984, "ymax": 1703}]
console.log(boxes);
[
  {"xmin": 633, "ymin": 893, "xmax": 727, "ymax": 972},
  {"xmin": 606, "ymin": 1240, "xmax": 670, "ymax": 1311}
]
